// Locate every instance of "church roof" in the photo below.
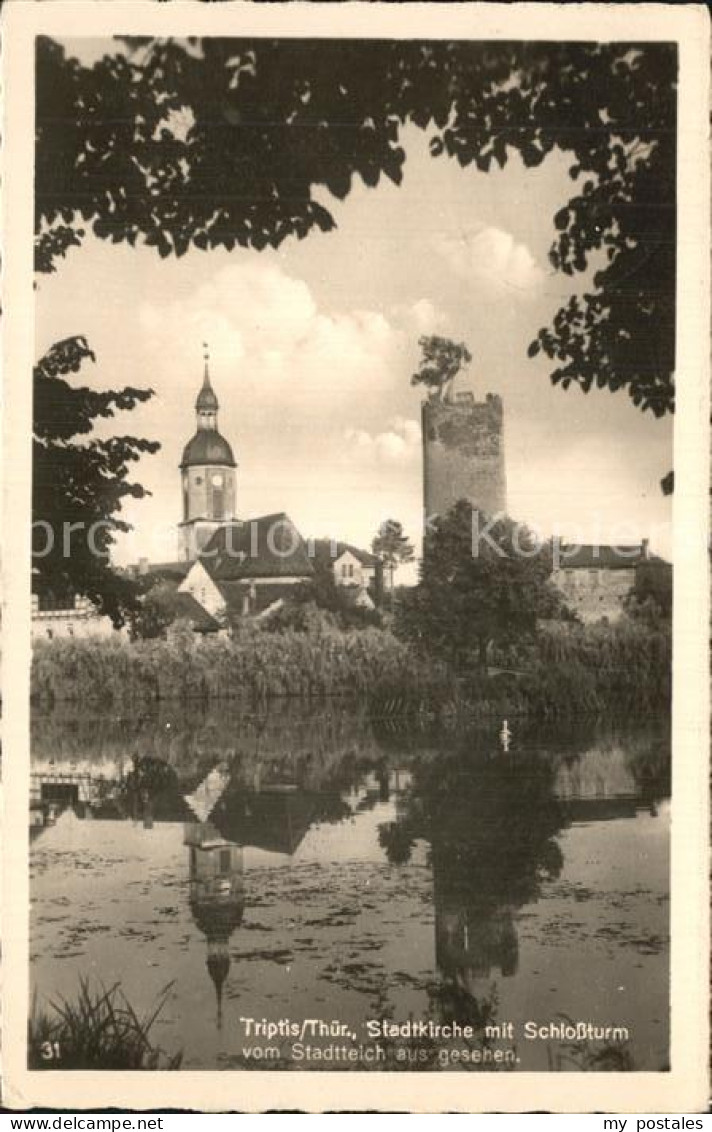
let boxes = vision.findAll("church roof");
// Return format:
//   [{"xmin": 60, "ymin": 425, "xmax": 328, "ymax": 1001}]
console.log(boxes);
[
  {"xmin": 211, "ymin": 789, "xmax": 317, "ymax": 855},
  {"xmin": 180, "ymin": 428, "xmax": 236, "ymax": 469},
  {"xmin": 199, "ymin": 514, "xmax": 314, "ymax": 581},
  {"xmin": 171, "ymin": 592, "xmax": 223, "ymax": 633},
  {"xmin": 219, "ymin": 580, "xmax": 309, "ymax": 614}
]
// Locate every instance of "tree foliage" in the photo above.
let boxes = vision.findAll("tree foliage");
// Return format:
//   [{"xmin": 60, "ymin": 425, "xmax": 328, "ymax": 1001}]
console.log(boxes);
[
  {"xmin": 285, "ymin": 552, "xmax": 382, "ymax": 629},
  {"xmin": 33, "ymin": 336, "xmax": 159, "ymax": 626},
  {"xmin": 126, "ymin": 580, "xmax": 188, "ymax": 640},
  {"xmin": 36, "ymin": 37, "xmax": 676, "ymax": 419},
  {"xmin": 397, "ymin": 500, "xmax": 564, "ymax": 670},
  {"xmin": 624, "ymin": 559, "xmax": 673, "ymax": 623},
  {"xmin": 410, "ymin": 335, "xmax": 472, "ymax": 402},
  {"xmin": 371, "ymin": 519, "xmax": 415, "ymax": 594}
]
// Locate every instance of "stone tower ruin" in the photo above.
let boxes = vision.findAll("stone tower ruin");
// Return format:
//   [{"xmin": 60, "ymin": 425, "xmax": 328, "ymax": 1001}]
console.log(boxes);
[{"xmin": 422, "ymin": 391, "xmax": 507, "ymax": 523}]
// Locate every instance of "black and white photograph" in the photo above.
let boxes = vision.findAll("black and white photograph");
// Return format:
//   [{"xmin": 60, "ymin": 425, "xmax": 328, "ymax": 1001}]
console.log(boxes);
[{"xmin": 2, "ymin": 0, "xmax": 709, "ymax": 1114}]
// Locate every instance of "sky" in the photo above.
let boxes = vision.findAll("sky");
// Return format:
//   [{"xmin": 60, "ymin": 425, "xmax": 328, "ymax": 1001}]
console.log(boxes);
[{"xmin": 37, "ymin": 42, "xmax": 673, "ymax": 571}]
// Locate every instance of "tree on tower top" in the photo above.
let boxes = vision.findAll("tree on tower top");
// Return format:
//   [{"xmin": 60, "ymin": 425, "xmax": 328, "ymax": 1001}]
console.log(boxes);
[{"xmin": 410, "ymin": 335, "xmax": 472, "ymax": 403}]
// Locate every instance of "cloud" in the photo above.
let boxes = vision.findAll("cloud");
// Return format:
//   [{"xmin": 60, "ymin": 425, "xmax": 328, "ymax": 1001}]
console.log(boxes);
[
  {"xmin": 106, "ymin": 260, "xmax": 448, "ymax": 563},
  {"xmin": 139, "ymin": 262, "xmax": 433, "ymax": 420},
  {"xmin": 138, "ymin": 262, "xmax": 451, "ymax": 449},
  {"xmin": 392, "ymin": 297, "xmax": 452, "ymax": 337},
  {"xmin": 435, "ymin": 225, "xmax": 545, "ymax": 296},
  {"xmin": 344, "ymin": 416, "xmax": 421, "ymax": 463}
]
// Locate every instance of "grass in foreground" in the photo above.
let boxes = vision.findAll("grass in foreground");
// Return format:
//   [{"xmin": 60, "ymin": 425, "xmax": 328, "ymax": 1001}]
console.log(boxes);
[{"xmin": 28, "ymin": 977, "xmax": 182, "ymax": 1070}]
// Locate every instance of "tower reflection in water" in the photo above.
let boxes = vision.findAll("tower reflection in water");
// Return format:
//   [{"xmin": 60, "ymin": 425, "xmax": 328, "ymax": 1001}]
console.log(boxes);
[
  {"xmin": 184, "ymin": 821, "xmax": 244, "ymax": 1029},
  {"xmin": 181, "ymin": 768, "xmax": 320, "ymax": 1030}
]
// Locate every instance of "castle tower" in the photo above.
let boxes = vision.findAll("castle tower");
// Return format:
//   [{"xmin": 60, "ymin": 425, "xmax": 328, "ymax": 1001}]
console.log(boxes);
[
  {"xmin": 422, "ymin": 392, "xmax": 506, "ymax": 525},
  {"xmin": 179, "ymin": 349, "xmax": 237, "ymax": 561}
]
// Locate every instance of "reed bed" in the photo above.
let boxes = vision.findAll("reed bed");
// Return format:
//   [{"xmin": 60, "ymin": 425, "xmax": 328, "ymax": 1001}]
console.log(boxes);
[
  {"xmin": 31, "ymin": 617, "xmax": 670, "ymax": 719},
  {"xmin": 32, "ymin": 624, "xmax": 445, "ymax": 708}
]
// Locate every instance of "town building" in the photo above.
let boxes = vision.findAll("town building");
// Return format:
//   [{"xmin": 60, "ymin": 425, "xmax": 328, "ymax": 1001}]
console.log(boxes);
[
  {"xmin": 178, "ymin": 512, "xmax": 314, "ymax": 624},
  {"xmin": 550, "ymin": 540, "xmax": 669, "ymax": 623},
  {"xmin": 311, "ymin": 539, "xmax": 384, "ymax": 609},
  {"xmin": 31, "ymin": 586, "xmax": 116, "ymax": 641}
]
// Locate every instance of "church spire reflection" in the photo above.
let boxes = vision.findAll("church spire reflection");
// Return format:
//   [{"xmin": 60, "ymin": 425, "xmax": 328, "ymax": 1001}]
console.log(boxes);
[{"xmin": 184, "ymin": 821, "xmax": 244, "ymax": 1029}]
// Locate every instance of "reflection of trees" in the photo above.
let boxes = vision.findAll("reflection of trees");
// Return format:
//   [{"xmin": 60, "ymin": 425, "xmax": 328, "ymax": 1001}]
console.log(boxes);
[
  {"xmin": 385, "ymin": 749, "xmax": 565, "ymax": 899},
  {"xmin": 32, "ymin": 701, "xmax": 393, "ymax": 798},
  {"xmin": 121, "ymin": 756, "xmax": 188, "ymax": 823},
  {"xmin": 378, "ymin": 821, "xmax": 416, "ymax": 865},
  {"xmin": 380, "ymin": 746, "xmax": 565, "ymax": 1028},
  {"xmin": 513, "ymin": 718, "xmax": 671, "ymax": 808},
  {"xmin": 32, "ymin": 707, "xmax": 671, "ymax": 834}
]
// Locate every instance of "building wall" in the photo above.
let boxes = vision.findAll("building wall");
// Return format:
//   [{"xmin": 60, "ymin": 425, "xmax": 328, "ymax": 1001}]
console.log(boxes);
[
  {"xmin": 180, "ymin": 463, "xmax": 236, "ymax": 559},
  {"xmin": 182, "ymin": 464, "xmax": 236, "ymax": 524},
  {"xmin": 179, "ymin": 560, "xmax": 227, "ymax": 618},
  {"xmin": 31, "ymin": 595, "xmax": 119, "ymax": 641},
  {"xmin": 422, "ymin": 393, "xmax": 506, "ymax": 522},
  {"xmin": 333, "ymin": 550, "xmax": 375, "ymax": 591},
  {"xmin": 551, "ymin": 566, "xmax": 635, "ymax": 623},
  {"xmin": 332, "ymin": 551, "xmax": 379, "ymax": 609},
  {"xmin": 180, "ymin": 519, "xmax": 230, "ymax": 560}
]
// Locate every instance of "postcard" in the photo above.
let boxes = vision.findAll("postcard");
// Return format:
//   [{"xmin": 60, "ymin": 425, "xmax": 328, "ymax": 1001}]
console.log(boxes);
[{"xmin": 2, "ymin": 0, "xmax": 709, "ymax": 1113}]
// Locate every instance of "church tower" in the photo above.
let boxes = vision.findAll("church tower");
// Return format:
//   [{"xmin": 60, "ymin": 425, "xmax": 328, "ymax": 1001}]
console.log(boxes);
[{"xmin": 179, "ymin": 349, "xmax": 237, "ymax": 561}]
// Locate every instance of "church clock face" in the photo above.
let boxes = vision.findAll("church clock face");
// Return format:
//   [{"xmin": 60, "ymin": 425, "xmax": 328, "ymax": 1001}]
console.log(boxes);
[{"xmin": 211, "ymin": 473, "xmax": 223, "ymax": 487}]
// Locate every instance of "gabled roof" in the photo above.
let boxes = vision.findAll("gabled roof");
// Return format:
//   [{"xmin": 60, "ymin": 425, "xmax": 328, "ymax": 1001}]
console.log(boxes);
[
  {"xmin": 219, "ymin": 580, "xmax": 307, "ymax": 615},
  {"xmin": 171, "ymin": 592, "xmax": 222, "ymax": 633},
  {"xmin": 211, "ymin": 789, "xmax": 317, "ymax": 855},
  {"xmin": 312, "ymin": 538, "xmax": 380, "ymax": 568},
  {"xmin": 138, "ymin": 560, "xmax": 190, "ymax": 581},
  {"xmin": 557, "ymin": 544, "xmax": 647, "ymax": 570},
  {"xmin": 200, "ymin": 514, "xmax": 314, "ymax": 582}
]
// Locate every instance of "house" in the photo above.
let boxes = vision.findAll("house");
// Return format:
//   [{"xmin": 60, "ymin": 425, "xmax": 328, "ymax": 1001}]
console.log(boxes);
[
  {"xmin": 31, "ymin": 580, "xmax": 118, "ymax": 641},
  {"xmin": 312, "ymin": 539, "xmax": 384, "ymax": 609},
  {"xmin": 179, "ymin": 512, "xmax": 314, "ymax": 624},
  {"xmin": 550, "ymin": 539, "xmax": 668, "ymax": 623}
]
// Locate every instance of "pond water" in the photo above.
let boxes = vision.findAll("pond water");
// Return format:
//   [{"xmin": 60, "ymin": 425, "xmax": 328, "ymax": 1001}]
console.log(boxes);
[{"xmin": 30, "ymin": 703, "xmax": 670, "ymax": 1072}]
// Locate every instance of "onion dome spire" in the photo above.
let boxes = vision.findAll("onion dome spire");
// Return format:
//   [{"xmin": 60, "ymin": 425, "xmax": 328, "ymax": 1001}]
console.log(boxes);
[
  {"xmin": 180, "ymin": 345, "xmax": 236, "ymax": 468},
  {"xmin": 196, "ymin": 343, "xmax": 219, "ymax": 414}
]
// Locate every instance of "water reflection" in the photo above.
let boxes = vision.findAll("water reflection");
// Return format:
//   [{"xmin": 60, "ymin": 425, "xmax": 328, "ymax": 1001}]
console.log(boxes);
[
  {"xmin": 30, "ymin": 705, "xmax": 670, "ymax": 1071},
  {"xmin": 185, "ymin": 821, "xmax": 244, "ymax": 1029}
]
